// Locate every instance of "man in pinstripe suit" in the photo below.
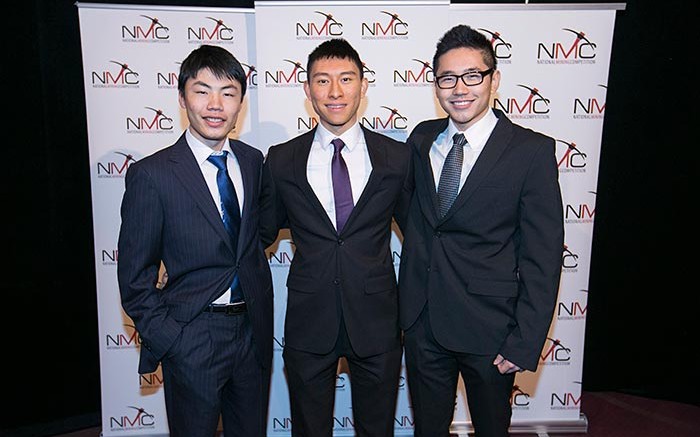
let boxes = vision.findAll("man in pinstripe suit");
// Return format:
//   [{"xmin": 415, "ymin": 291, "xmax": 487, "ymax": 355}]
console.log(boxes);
[{"xmin": 117, "ymin": 45, "xmax": 272, "ymax": 437}]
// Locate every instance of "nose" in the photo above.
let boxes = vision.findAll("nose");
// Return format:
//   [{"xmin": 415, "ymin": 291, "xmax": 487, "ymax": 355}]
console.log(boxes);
[
  {"xmin": 329, "ymin": 79, "xmax": 343, "ymax": 98},
  {"xmin": 207, "ymin": 93, "xmax": 223, "ymax": 110},
  {"xmin": 453, "ymin": 78, "xmax": 470, "ymax": 95}
]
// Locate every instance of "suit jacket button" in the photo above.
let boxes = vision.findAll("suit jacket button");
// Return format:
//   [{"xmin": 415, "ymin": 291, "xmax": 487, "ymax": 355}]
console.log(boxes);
[
  {"xmin": 337, "ymin": 239, "xmax": 344, "ymax": 246},
  {"xmin": 434, "ymin": 231, "xmax": 441, "ymax": 238},
  {"xmin": 333, "ymin": 278, "xmax": 340, "ymax": 285},
  {"xmin": 426, "ymin": 267, "xmax": 431, "ymax": 272}
]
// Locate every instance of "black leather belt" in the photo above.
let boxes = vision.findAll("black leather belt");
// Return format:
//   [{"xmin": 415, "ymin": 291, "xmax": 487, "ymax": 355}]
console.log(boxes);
[{"xmin": 204, "ymin": 302, "xmax": 247, "ymax": 315}]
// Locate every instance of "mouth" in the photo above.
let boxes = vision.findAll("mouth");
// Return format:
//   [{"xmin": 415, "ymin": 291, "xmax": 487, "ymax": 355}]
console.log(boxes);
[
  {"xmin": 203, "ymin": 116, "xmax": 226, "ymax": 127},
  {"xmin": 450, "ymin": 99, "xmax": 474, "ymax": 110},
  {"xmin": 325, "ymin": 103, "xmax": 346, "ymax": 112}
]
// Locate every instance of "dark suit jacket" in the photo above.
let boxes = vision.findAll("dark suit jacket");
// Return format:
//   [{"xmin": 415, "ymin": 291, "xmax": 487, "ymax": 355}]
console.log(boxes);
[
  {"xmin": 118, "ymin": 133, "xmax": 273, "ymax": 374},
  {"xmin": 261, "ymin": 126, "xmax": 412, "ymax": 358},
  {"xmin": 398, "ymin": 109, "xmax": 564, "ymax": 371}
]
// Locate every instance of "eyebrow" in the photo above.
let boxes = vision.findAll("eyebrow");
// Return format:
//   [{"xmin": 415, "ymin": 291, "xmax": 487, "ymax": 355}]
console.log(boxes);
[
  {"xmin": 438, "ymin": 67, "xmax": 484, "ymax": 75},
  {"xmin": 311, "ymin": 70, "xmax": 358, "ymax": 78},
  {"xmin": 191, "ymin": 80, "xmax": 239, "ymax": 91}
]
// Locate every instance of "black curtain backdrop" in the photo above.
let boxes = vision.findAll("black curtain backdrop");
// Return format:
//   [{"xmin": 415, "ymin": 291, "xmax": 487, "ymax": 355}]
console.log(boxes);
[{"xmin": 3, "ymin": 0, "xmax": 694, "ymax": 435}]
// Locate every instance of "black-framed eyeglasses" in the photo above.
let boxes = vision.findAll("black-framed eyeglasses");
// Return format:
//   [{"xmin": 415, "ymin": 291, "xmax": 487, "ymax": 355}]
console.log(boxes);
[{"xmin": 435, "ymin": 69, "xmax": 494, "ymax": 89}]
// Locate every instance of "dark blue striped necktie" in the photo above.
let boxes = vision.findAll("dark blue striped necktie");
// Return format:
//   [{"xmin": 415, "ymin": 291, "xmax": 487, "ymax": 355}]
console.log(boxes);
[{"xmin": 207, "ymin": 151, "xmax": 243, "ymax": 302}]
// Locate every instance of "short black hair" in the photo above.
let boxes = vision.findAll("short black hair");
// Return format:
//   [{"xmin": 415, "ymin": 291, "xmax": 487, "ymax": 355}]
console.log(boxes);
[
  {"xmin": 307, "ymin": 38, "xmax": 364, "ymax": 79},
  {"xmin": 178, "ymin": 45, "xmax": 246, "ymax": 100},
  {"xmin": 433, "ymin": 25, "xmax": 497, "ymax": 73}
]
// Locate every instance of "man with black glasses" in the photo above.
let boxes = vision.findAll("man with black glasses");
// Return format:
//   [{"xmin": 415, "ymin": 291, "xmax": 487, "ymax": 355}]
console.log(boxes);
[{"xmin": 398, "ymin": 24, "xmax": 564, "ymax": 436}]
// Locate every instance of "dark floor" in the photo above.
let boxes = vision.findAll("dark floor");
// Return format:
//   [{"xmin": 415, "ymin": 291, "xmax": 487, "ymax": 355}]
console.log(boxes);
[{"xmin": 38, "ymin": 391, "xmax": 700, "ymax": 437}]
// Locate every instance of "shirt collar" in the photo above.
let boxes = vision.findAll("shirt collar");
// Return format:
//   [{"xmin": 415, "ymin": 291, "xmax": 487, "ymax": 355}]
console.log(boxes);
[
  {"xmin": 186, "ymin": 128, "xmax": 233, "ymax": 165},
  {"xmin": 446, "ymin": 108, "xmax": 498, "ymax": 151},
  {"xmin": 315, "ymin": 121, "xmax": 363, "ymax": 152}
]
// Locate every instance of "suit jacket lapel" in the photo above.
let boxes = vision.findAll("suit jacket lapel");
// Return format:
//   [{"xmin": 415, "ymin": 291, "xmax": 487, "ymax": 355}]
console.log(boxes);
[
  {"xmin": 417, "ymin": 119, "xmax": 448, "ymax": 226},
  {"xmin": 230, "ymin": 139, "xmax": 255, "ymax": 260},
  {"xmin": 342, "ymin": 127, "xmax": 387, "ymax": 234},
  {"xmin": 170, "ymin": 134, "xmax": 233, "ymax": 251},
  {"xmin": 293, "ymin": 129, "xmax": 337, "ymax": 234},
  {"xmin": 441, "ymin": 112, "xmax": 514, "ymax": 222}
]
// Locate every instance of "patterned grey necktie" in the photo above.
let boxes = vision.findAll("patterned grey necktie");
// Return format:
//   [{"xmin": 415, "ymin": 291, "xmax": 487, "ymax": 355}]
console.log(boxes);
[{"xmin": 437, "ymin": 133, "xmax": 468, "ymax": 217}]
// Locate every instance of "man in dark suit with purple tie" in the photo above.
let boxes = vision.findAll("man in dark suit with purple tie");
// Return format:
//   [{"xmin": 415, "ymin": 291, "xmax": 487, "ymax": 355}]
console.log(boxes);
[
  {"xmin": 261, "ymin": 38, "xmax": 412, "ymax": 437},
  {"xmin": 117, "ymin": 45, "xmax": 272, "ymax": 437}
]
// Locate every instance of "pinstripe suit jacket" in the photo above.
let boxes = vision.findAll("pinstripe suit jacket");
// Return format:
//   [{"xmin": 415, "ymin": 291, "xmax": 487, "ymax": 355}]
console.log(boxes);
[{"xmin": 117, "ymin": 133, "xmax": 273, "ymax": 374}]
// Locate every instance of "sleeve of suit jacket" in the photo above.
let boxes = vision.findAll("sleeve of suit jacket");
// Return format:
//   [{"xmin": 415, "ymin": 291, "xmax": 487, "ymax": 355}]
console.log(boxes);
[
  {"xmin": 501, "ymin": 137, "xmax": 564, "ymax": 371},
  {"xmin": 392, "ymin": 142, "xmax": 415, "ymax": 234},
  {"xmin": 259, "ymin": 146, "xmax": 288, "ymax": 248},
  {"xmin": 117, "ymin": 162, "xmax": 182, "ymax": 365}
]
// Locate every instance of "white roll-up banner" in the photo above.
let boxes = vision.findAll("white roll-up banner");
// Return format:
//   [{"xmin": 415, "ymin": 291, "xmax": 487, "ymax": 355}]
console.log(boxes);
[{"xmin": 78, "ymin": 1, "xmax": 623, "ymax": 435}]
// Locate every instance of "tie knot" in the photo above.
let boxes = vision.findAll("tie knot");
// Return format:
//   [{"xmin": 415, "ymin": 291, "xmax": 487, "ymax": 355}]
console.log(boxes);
[
  {"xmin": 331, "ymin": 138, "xmax": 345, "ymax": 154},
  {"xmin": 207, "ymin": 151, "xmax": 228, "ymax": 171},
  {"xmin": 452, "ymin": 133, "xmax": 468, "ymax": 147}
]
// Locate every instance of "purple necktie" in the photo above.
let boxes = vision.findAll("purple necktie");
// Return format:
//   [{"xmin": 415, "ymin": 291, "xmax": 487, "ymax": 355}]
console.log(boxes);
[{"xmin": 331, "ymin": 138, "xmax": 353, "ymax": 233}]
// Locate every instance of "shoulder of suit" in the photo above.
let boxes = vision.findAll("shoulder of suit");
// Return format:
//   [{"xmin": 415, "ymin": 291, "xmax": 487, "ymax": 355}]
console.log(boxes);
[
  {"xmin": 362, "ymin": 126, "xmax": 404, "ymax": 146},
  {"xmin": 122, "ymin": 142, "xmax": 178, "ymax": 182},
  {"xmin": 409, "ymin": 118, "xmax": 446, "ymax": 136},
  {"xmin": 230, "ymin": 138, "xmax": 263, "ymax": 159},
  {"xmin": 266, "ymin": 129, "xmax": 314, "ymax": 159},
  {"xmin": 404, "ymin": 118, "xmax": 445, "ymax": 147},
  {"xmin": 508, "ymin": 121, "xmax": 554, "ymax": 146},
  {"xmin": 491, "ymin": 109, "xmax": 551, "ymax": 145},
  {"xmin": 132, "ymin": 141, "xmax": 179, "ymax": 168}
]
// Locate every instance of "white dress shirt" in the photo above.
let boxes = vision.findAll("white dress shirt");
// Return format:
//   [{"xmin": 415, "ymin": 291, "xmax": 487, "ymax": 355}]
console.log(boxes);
[
  {"xmin": 307, "ymin": 122, "xmax": 372, "ymax": 230},
  {"xmin": 430, "ymin": 109, "xmax": 498, "ymax": 192},
  {"xmin": 186, "ymin": 128, "xmax": 244, "ymax": 304}
]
